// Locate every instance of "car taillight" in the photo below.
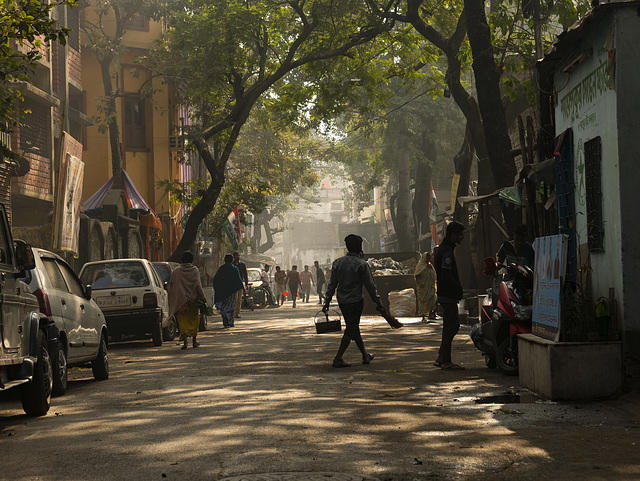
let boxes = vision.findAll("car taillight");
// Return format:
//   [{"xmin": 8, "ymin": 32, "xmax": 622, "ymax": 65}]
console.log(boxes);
[
  {"xmin": 143, "ymin": 293, "xmax": 157, "ymax": 308},
  {"xmin": 33, "ymin": 288, "xmax": 52, "ymax": 317}
]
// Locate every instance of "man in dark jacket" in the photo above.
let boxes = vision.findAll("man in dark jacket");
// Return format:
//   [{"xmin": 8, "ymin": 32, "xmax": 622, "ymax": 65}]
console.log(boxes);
[
  {"xmin": 434, "ymin": 221, "xmax": 465, "ymax": 370},
  {"xmin": 323, "ymin": 234, "xmax": 385, "ymax": 368}
]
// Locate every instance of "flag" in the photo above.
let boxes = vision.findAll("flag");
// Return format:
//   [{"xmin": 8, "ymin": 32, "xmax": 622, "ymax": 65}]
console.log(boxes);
[
  {"xmin": 222, "ymin": 207, "xmax": 241, "ymax": 249},
  {"xmin": 428, "ymin": 183, "xmax": 439, "ymax": 250},
  {"xmin": 428, "ymin": 182, "xmax": 438, "ymax": 222}
]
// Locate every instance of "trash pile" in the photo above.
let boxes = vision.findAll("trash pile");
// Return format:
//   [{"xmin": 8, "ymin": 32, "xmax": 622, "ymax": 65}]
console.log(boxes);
[{"xmin": 367, "ymin": 257, "xmax": 417, "ymax": 276}]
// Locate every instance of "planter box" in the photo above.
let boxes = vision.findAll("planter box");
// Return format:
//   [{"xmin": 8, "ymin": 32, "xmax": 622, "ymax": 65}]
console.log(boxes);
[{"xmin": 518, "ymin": 333, "xmax": 623, "ymax": 401}]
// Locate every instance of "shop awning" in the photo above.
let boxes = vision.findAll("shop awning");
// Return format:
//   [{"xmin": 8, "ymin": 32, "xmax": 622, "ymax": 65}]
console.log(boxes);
[{"xmin": 83, "ymin": 170, "xmax": 162, "ymax": 231}]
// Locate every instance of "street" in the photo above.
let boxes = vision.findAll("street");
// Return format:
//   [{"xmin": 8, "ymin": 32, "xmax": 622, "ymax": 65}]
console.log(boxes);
[{"xmin": 1, "ymin": 303, "xmax": 640, "ymax": 481}]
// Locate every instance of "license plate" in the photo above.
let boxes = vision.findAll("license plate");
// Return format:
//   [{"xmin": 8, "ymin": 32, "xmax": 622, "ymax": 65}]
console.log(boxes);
[{"xmin": 96, "ymin": 295, "xmax": 131, "ymax": 308}]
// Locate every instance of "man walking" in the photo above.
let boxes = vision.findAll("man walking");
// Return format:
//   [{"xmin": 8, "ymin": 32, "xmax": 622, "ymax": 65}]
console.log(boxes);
[
  {"xmin": 232, "ymin": 252, "xmax": 249, "ymax": 318},
  {"xmin": 434, "ymin": 221, "xmax": 465, "ymax": 370},
  {"xmin": 300, "ymin": 265, "xmax": 314, "ymax": 303},
  {"xmin": 323, "ymin": 234, "xmax": 386, "ymax": 368},
  {"xmin": 314, "ymin": 260, "xmax": 325, "ymax": 304}
]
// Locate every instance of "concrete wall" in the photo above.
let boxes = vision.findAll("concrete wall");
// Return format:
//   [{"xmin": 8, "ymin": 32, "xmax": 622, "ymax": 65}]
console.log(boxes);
[
  {"xmin": 552, "ymin": 14, "xmax": 624, "ymax": 332},
  {"xmin": 615, "ymin": 10, "xmax": 640, "ymax": 358}
]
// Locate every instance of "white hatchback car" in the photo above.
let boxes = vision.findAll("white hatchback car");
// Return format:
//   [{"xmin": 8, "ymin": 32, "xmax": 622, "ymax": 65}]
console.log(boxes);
[
  {"xmin": 21, "ymin": 247, "xmax": 109, "ymax": 396},
  {"xmin": 79, "ymin": 259, "xmax": 176, "ymax": 346}
]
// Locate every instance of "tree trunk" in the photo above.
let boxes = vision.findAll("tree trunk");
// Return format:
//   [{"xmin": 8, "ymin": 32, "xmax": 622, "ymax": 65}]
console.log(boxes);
[
  {"xmin": 413, "ymin": 132, "xmax": 435, "ymax": 253},
  {"xmin": 99, "ymin": 55, "xmax": 124, "ymax": 190},
  {"xmin": 395, "ymin": 127, "xmax": 413, "ymax": 252},
  {"xmin": 464, "ymin": 0, "xmax": 519, "ymax": 234}
]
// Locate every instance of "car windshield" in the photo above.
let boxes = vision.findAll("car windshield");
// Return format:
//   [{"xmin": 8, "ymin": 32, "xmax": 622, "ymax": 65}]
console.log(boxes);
[
  {"xmin": 247, "ymin": 269, "xmax": 261, "ymax": 282},
  {"xmin": 81, "ymin": 261, "xmax": 150, "ymax": 289},
  {"xmin": 152, "ymin": 263, "xmax": 171, "ymax": 284}
]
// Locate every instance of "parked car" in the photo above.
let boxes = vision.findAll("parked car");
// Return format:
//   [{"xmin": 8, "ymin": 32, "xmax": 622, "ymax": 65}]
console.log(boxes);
[
  {"xmin": 151, "ymin": 261, "xmax": 180, "ymax": 286},
  {"xmin": 20, "ymin": 247, "xmax": 109, "ymax": 396},
  {"xmin": 151, "ymin": 261, "xmax": 208, "ymax": 332},
  {"xmin": 79, "ymin": 259, "xmax": 176, "ymax": 345},
  {"xmin": 0, "ymin": 204, "xmax": 53, "ymax": 416}
]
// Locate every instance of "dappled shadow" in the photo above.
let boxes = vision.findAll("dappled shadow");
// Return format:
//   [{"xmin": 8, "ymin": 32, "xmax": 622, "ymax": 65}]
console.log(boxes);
[{"xmin": 1, "ymin": 302, "xmax": 640, "ymax": 480}]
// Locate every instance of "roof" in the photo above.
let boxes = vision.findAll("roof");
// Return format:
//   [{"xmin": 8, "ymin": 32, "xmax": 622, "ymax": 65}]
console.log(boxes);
[{"xmin": 537, "ymin": 0, "xmax": 640, "ymax": 72}]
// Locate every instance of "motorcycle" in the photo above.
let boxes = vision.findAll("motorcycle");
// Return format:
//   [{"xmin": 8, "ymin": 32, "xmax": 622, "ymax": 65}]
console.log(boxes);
[{"xmin": 470, "ymin": 258, "xmax": 534, "ymax": 375}]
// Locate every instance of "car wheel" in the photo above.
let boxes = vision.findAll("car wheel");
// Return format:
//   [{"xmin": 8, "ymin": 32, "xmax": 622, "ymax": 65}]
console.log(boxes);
[
  {"xmin": 91, "ymin": 333, "xmax": 109, "ymax": 380},
  {"xmin": 21, "ymin": 330, "xmax": 53, "ymax": 416},
  {"xmin": 163, "ymin": 316, "xmax": 177, "ymax": 341},
  {"xmin": 496, "ymin": 337, "xmax": 519, "ymax": 376},
  {"xmin": 199, "ymin": 313, "xmax": 207, "ymax": 332},
  {"xmin": 152, "ymin": 319, "xmax": 163, "ymax": 346},
  {"xmin": 51, "ymin": 340, "xmax": 68, "ymax": 396}
]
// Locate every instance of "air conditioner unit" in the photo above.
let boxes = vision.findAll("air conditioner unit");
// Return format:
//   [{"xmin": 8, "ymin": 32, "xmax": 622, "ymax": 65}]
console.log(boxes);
[{"xmin": 169, "ymin": 135, "xmax": 184, "ymax": 151}]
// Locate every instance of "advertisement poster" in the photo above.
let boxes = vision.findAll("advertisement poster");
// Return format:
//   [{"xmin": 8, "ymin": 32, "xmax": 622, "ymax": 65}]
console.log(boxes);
[
  {"xmin": 53, "ymin": 133, "xmax": 84, "ymax": 254},
  {"xmin": 532, "ymin": 235, "xmax": 568, "ymax": 341}
]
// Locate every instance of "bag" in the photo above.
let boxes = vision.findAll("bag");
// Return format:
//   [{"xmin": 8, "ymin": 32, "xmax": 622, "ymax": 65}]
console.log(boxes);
[
  {"xmin": 388, "ymin": 288, "xmax": 416, "ymax": 317},
  {"xmin": 314, "ymin": 309, "xmax": 341, "ymax": 334}
]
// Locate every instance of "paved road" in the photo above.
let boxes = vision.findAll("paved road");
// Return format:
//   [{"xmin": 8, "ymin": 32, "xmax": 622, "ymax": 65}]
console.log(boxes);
[{"xmin": 1, "ymin": 303, "xmax": 640, "ymax": 480}]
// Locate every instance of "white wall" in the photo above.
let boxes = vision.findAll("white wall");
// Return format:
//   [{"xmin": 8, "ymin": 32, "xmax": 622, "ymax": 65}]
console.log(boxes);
[{"xmin": 553, "ymin": 17, "xmax": 623, "ymax": 315}]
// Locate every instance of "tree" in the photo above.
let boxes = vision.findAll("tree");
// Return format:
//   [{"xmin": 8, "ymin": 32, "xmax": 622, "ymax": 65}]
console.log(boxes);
[
  {"xmin": 0, "ymin": 0, "xmax": 75, "ymax": 159},
  {"xmin": 150, "ymin": 0, "xmax": 396, "ymax": 261}
]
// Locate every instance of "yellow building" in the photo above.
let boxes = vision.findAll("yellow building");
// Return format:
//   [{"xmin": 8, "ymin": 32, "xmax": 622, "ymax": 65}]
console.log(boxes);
[{"xmin": 81, "ymin": 10, "xmax": 183, "ymax": 260}]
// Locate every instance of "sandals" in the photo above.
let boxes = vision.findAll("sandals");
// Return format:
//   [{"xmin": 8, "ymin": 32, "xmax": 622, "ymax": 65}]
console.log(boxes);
[
  {"xmin": 441, "ymin": 363, "xmax": 465, "ymax": 370},
  {"xmin": 181, "ymin": 344, "xmax": 188, "ymax": 350},
  {"xmin": 362, "ymin": 353, "xmax": 374, "ymax": 365},
  {"xmin": 193, "ymin": 341, "xmax": 200, "ymax": 348}
]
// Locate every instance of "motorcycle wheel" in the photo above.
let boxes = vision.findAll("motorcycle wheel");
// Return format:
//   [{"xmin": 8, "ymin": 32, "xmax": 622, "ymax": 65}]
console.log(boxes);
[
  {"xmin": 485, "ymin": 353, "xmax": 497, "ymax": 369},
  {"xmin": 251, "ymin": 288, "xmax": 267, "ymax": 309},
  {"xmin": 496, "ymin": 337, "xmax": 519, "ymax": 375}
]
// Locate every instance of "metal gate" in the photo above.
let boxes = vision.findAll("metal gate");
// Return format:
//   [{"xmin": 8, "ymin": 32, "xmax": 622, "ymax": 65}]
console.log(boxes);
[{"xmin": 554, "ymin": 129, "xmax": 577, "ymax": 285}]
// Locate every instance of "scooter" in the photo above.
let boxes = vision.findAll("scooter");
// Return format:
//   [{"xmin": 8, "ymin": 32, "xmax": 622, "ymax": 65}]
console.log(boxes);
[{"xmin": 470, "ymin": 258, "xmax": 534, "ymax": 375}]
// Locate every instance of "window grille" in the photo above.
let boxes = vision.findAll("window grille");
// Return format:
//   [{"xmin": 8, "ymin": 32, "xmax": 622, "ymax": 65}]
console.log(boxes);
[{"xmin": 585, "ymin": 136, "xmax": 604, "ymax": 250}]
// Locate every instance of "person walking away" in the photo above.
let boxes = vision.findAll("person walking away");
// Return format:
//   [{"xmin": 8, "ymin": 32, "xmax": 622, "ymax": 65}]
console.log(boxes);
[
  {"xmin": 434, "ymin": 221, "xmax": 465, "ymax": 370},
  {"xmin": 314, "ymin": 260, "xmax": 325, "ymax": 304},
  {"xmin": 285, "ymin": 266, "xmax": 301, "ymax": 308},
  {"xmin": 213, "ymin": 254, "xmax": 245, "ymax": 327},
  {"xmin": 232, "ymin": 251, "xmax": 249, "ymax": 318},
  {"xmin": 273, "ymin": 266, "xmax": 287, "ymax": 305},
  {"xmin": 300, "ymin": 265, "xmax": 314, "ymax": 303},
  {"xmin": 323, "ymin": 234, "xmax": 386, "ymax": 368},
  {"xmin": 415, "ymin": 252, "xmax": 437, "ymax": 322},
  {"xmin": 168, "ymin": 251, "xmax": 206, "ymax": 350}
]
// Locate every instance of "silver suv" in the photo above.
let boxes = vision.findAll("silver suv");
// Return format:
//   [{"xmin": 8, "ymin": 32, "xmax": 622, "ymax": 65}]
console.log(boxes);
[
  {"xmin": 21, "ymin": 248, "xmax": 108, "ymax": 396},
  {"xmin": 79, "ymin": 259, "xmax": 175, "ymax": 345}
]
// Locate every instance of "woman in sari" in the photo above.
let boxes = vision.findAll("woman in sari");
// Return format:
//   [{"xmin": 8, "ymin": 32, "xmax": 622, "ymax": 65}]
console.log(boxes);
[
  {"xmin": 168, "ymin": 251, "xmax": 206, "ymax": 350},
  {"xmin": 414, "ymin": 252, "xmax": 437, "ymax": 322},
  {"xmin": 213, "ymin": 254, "xmax": 245, "ymax": 327}
]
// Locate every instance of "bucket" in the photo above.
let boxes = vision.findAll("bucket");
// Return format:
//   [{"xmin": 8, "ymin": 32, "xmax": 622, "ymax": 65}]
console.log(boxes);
[{"xmin": 314, "ymin": 309, "xmax": 341, "ymax": 334}]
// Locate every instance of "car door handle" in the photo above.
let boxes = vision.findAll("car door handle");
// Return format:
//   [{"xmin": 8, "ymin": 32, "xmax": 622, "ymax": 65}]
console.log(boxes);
[
  {"xmin": 61, "ymin": 300, "xmax": 66, "ymax": 306},
  {"xmin": 80, "ymin": 304, "xmax": 85, "ymax": 309}
]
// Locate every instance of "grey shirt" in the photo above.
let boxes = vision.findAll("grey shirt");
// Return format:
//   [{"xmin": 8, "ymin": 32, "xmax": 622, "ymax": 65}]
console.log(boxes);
[{"xmin": 325, "ymin": 253, "xmax": 382, "ymax": 306}]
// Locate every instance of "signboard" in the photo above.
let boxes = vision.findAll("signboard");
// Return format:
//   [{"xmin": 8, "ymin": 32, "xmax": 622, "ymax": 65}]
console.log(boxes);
[
  {"xmin": 53, "ymin": 133, "xmax": 84, "ymax": 254},
  {"xmin": 532, "ymin": 235, "xmax": 568, "ymax": 341}
]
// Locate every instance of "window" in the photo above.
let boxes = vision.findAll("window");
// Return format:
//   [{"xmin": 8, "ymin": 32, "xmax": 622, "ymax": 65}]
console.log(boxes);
[
  {"xmin": 585, "ymin": 136, "xmax": 604, "ymax": 250},
  {"xmin": 124, "ymin": 97, "xmax": 147, "ymax": 149},
  {"xmin": 125, "ymin": 14, "xmax": 149, "ymax": 31}
]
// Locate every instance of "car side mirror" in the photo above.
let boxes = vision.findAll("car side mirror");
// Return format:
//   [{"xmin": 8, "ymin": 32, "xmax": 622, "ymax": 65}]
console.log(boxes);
[
  {"xmin": 15, "ymin": 242, "xmax": 35, "ymax": 275},
  {"xmin": 164, "ymin": 281, "xmax": 169, "ymax": 290},
  {"xmin": 85, "ymin": 285, "xmax": 92, "ymax": 299}
]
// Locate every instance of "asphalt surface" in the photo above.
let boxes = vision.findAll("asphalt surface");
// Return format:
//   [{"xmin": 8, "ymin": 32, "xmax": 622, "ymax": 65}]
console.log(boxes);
[{"xmin": 1, "ymin": 302, "xmax": 640, "ymax": 480}]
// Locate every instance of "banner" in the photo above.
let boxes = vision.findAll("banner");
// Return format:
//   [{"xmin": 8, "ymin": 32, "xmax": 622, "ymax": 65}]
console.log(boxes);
[
  {"xmin": 532, "ymin": 235, "xmax": 568, "ymax": 341},
  {"xmin": 53, "ymin": 133, "xmax": 84, "ymax": 254},
  {"xmin": 222, "ymin": 207, "xmax": 240, "ymax": 250},
  {"xmin": 450, "ymin": 174, "xmax": 460, "ymax": 214}
]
